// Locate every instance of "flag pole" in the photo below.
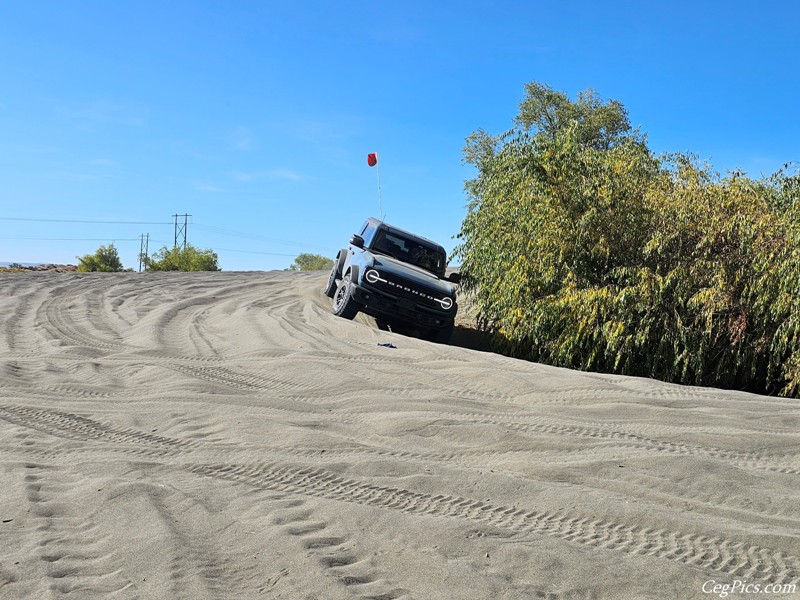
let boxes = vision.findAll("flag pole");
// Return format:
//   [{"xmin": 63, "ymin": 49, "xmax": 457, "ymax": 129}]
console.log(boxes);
[
  {"xmin": 376, "ymin": 157, "xmax": 383, "ymax": 220},
  {"xmin": 368, "ymin": 152, "xmax": 383, "ymax": 219}
]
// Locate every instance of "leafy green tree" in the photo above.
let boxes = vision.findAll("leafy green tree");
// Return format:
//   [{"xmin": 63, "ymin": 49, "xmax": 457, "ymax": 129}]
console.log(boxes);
[
  {"xmin": 143, "ymin": 245, "xmax": 219, "ymax": 272},
  {"xmin": 76, "ymin": 243, "xmax": 124, "ymax": 272},
  {"xmin": 638, "ymin": 159, "xmax": 800, "ymax": 395},
  {"xmin": 288, "ymin": 253, "xmax": 334, "ymax": 271},
  {"xmin": 516, "ymin": 82, "xmax": 632, "ymax": 149},
  {"xmin": 456, "ymin": 81, "xmax": 800, "ymax": 397}
]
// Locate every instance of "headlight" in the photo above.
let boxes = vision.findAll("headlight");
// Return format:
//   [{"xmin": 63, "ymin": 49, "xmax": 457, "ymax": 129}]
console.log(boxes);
[
  {"xmin": 437, "ymin": 296, "xmax": 454, "ymax": 310},
  {"xmin": 365, "ymin": 269, "xmax": 384, "ymax": 284}
]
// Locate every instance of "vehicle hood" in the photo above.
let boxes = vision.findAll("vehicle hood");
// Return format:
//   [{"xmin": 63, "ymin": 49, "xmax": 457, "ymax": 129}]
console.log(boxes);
[{"xmin": 370, "ymin": 254, "xmax": 456, "ymax": 297}]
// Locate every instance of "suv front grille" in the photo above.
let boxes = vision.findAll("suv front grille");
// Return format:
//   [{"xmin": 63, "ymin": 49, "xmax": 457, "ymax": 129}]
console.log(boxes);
[{"xmin": 365, "ymin": 270, "xmax": 448, "ymax": 311}]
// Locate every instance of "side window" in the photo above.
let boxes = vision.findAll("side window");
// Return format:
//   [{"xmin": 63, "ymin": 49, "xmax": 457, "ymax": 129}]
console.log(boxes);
[{"xmin": 362, "ymin": 223, "xmax": 378, "ymax": 247}]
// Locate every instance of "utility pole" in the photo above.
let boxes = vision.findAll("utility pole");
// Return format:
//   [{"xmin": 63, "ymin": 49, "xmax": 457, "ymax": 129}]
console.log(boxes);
[
  {"xmin": 139, "ymin": 233, "xmax": 149, "ymax": 272},
  {"xmin": 173, "ymin": 214, "xmax": 191, "ymax": 250}
]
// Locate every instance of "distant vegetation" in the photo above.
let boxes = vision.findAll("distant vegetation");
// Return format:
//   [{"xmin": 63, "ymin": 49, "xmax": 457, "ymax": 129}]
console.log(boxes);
[
  {"xmin": 456, "ymin": 81, "xmax": 800, "ymax": 397},
  {"xmin": 77, "ymin": 243, "xmax": 124, "ymax": 272},
  {"xmin": 288, "ymin": 253, "xmax": 334, "ymax": 271},
  {"xmin": 142, "ymin": 245, "xmax": 220, "ymax": 271},
  {"xmin": 0, "ymin": 263, "xmax": 28, "ymax": 273},
  {"xmin": 0, "ymin": 263, "xmax": 77, "ymax": 273}
]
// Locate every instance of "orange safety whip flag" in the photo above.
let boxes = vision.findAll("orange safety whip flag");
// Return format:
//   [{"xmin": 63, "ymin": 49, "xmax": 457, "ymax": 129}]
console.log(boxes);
[{"xmin": 367, "ymin": 152, "xmax": 378, "ymax": 167}]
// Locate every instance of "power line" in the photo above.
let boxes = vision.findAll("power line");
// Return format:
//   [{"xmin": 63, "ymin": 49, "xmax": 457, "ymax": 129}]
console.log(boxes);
[
  {"xmin": 0, "ymin": 216, "xmax": 316, "ymax": 246},
  {"xmin": 192, "ymin": 223, "xmax": 312, "ymax": 247},
  {"xmin": 0, "ymin": 216, "xmax": 331, "ymax": 261},
  {"xmin": 0, "ymin": 217, "xmax": 318, "ymax": 249},
  {"xmin": 0, "ymin": 217, "xmax": 172, "ymax": 225},
  {"xmin": 204, "ymin": 246, "xmax": 299, "ymax": 257},
  {"xmin": 1, "ymin": 237, "xmax": 142, "ymax": 241}
]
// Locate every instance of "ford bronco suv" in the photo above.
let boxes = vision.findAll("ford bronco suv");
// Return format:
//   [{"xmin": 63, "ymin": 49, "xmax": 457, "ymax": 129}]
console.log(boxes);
[{"xmin": 325, "ymin": 218, "xmax": 460, "ymax": 342}]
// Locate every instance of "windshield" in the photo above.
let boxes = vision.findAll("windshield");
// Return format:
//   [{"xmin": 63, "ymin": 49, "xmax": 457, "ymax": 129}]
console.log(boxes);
[{"xmin": 371, "ymin": 229, "xmax": 445, "ymax": 277}]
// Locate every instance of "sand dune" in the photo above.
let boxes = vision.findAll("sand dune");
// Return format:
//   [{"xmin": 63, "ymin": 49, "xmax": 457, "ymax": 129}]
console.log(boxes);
[{"xmin": 0, "ymin": 270, "xmax": 798, "ymax": 599}]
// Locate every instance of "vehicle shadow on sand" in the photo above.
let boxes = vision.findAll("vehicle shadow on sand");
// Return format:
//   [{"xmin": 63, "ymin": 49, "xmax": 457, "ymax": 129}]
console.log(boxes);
[{"xmin": 374, "ymin": 319, "xmax": 498, "ymax": 353}]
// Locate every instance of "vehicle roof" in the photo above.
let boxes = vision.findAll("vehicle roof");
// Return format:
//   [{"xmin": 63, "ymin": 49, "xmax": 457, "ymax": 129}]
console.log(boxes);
[{"xmin": 365, "ymin": 217, "xmax": 445, "ymax": 251}]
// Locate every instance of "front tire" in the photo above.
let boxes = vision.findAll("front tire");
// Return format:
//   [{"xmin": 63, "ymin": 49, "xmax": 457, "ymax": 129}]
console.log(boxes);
[{"xmin": 332, "ymin": 274, "xmax": 359, "ymax": 320}]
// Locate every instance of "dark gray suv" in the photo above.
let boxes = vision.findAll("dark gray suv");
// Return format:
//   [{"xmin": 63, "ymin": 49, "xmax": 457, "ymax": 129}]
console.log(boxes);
[{"xmin": 325, "ymin": 218, "xmax": 460, "ymax": 342}]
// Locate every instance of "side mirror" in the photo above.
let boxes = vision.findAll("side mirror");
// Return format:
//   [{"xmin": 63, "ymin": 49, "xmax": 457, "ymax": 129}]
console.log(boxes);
[
  {"xmin": 350, "ymin": 234, "xmax": 365, "ymax": 249},
  {"xmin": 447, "ymin": 272, "xmax": 462, "ymax": 284}
]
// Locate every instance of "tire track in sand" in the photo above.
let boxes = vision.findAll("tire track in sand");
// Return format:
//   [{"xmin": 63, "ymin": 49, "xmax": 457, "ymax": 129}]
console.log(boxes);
[
  {"xmin": 1, "ymin": 286, "xmax": 46, "ymax": 356},
  {"xmin": 187, "ymin": 462, "xmax": 800, "ymax": 587},
  {"xmin": 140, "ymin": 483, "xmax": 253, "ymax": 599},
  {"xmin": 34, "ymin": 283, "xmax": 123, "ymax": 352},
  {"xmin": 162, "ymin": 363, "xmax": 329, "ymax": 397},
  {"xmin": 381, "ymin": 410, "xmax": 800, "ymax": 476},
  {"xmin": 0, "ymin": 405, "xmax": 191, "ymax": 453},
  {"xmin": 272, "ymin": 502, "xmax": 409, "ymax": 599},
  {"xmin": 5, "ymin": 400, "xmax": 797, "ymax": 533},
  {"xmin": 20, "ymin": 463, "xmax": 133, "ymax": 598}
]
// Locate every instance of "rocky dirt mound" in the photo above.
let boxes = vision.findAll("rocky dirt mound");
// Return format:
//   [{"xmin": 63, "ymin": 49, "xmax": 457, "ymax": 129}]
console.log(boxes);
[{"xmin": 0, "ymin": 263, "xmax": 78, "ymax": 273}]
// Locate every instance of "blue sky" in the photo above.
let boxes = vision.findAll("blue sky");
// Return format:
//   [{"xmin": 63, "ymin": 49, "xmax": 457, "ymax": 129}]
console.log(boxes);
[{"xmin": 1, "ymin": 1, "xmax": 798, "ymax": 270}]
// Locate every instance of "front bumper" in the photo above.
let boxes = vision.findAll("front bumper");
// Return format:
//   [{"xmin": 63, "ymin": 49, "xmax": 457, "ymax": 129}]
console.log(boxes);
[{"xmin": 351, "ymin": 282, "xmax": 455, "ymax": 329}]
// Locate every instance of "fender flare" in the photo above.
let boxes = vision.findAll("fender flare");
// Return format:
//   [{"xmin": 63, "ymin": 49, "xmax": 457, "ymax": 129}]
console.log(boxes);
[
  {"xmin": 334, "ymin": 249, "xmax": 348, "ymax": 276},
  {"xmin": 347, "ymin": 264, "xmax": 360, "ymax": 285}
]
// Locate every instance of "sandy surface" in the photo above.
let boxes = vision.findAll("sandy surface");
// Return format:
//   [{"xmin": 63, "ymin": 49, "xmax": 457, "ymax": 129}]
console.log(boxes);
[{"xmin": 0, "ymin": 270, "xmax": 799, "ymax": 599}]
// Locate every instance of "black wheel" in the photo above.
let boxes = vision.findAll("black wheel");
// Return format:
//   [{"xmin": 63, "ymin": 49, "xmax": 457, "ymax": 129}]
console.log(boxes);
[
  {"xmin": 323, "ymin": 264, "xmax": 338, "ymax": 298},
  {"xmin": 332, "ymin": 274, "xmax": 359, "ymax": 319}
]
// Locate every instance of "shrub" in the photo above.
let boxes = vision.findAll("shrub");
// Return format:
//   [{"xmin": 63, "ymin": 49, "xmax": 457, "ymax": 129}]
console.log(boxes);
[
  {"xmin": 288, "ymin": 253, "xmax": 334, "ymax": 271},
  {"xmin": 76, "ymin": 243, "xmax": 124, "ymax": 272},
  {"xmin": 143, "ymin": 245, "xmax": 220, "ymax": 272}
]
